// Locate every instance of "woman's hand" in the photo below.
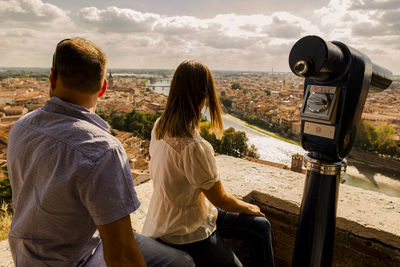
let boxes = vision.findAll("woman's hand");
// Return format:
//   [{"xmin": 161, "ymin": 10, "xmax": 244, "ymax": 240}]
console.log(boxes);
[
  {"xmin": 244, "ymin": 203, "xmax": 266, "ymax": 217},
  {"xmin": 203, "ymin": 181, "xmax": 266, "ymax": 218}
]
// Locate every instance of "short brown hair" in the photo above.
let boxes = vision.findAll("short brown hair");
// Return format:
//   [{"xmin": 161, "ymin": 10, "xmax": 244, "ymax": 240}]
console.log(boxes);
[
  {"xmin": 52, "ymin": 38, "xmax": 107, "ymax": 93},
  {"xmin": 156, "ymin": 60, "xmax": 223, "ymax": 139}
]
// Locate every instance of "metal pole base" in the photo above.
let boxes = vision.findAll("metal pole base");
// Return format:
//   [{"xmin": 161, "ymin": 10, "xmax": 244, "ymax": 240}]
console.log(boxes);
[{"xmin": 292, "ymin": 154, "xmax": 346, "ymax": 267}]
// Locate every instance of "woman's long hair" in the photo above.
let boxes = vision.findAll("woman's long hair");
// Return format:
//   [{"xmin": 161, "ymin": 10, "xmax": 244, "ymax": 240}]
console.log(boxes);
[{"xmin": 155, "ymin": 60, "xmax": 223, "ymax": 139}]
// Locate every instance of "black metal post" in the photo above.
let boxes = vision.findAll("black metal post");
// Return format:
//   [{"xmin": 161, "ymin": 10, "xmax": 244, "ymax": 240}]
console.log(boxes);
[
  {"xmin": 288, "ymin": 35, "xmax": 392, "ymax": 267},
  {"xmin": 292, "ymin": 154, "xmax": 346, "ymax": 267}
]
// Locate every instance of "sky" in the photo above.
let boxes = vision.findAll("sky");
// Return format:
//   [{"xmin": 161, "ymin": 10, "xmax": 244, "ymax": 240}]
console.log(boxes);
[{"xmin": 0, "ymin": 0, "xmax": 399, "ymax": 74}]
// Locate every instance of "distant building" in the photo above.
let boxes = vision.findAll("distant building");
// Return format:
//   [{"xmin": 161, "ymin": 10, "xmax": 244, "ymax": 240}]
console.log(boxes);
[
  {"xmin": 291, "ymin": 154, "xmax": 303, "ymax": 173},
  {"xmin": 108, "ymin": 71, "xmax": 114, "ymax": 88},
  {"xmin": 3, "ymin": 105, "xmax": 28, "ymax": 116}
]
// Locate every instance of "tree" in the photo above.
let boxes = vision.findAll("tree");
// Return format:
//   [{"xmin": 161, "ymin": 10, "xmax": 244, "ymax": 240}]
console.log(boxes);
[
  {"xmin": 0, "ymin": 165, "xmax": 12, "ymax": 206},
  {"xmin": 149, "ymin": 77, "xmax": 158, "ymax": 84},
  {"xmin": 354, "ymin": 120, "xmax": 377, "ymax": 152},
  {"xmin": 97, "ymin": 110, "xmax": 161, "ymax": 140},
  {"xmin": 199, "ymin": 121, "xmax": 259, "ymax": 158},
  {"xmin": 244, "ymin": 114, "xmax": 258, "ymax": 125},
  {"xmin": 199, "ymin": 121, "xmax": 221, "ymax": 152},
  {"xmin": 247, "ymin": 144, "xmax": 260, "ymax": 158},
  {"xmin": 230, "ymin": 82, "xmax": 242, "ymax": 90},
  {"xmin": 355, "ymin": 120, "xmax": 399, "ymax": 157},
  {"xmin": 375, "ymin": 124, "xmax": 398, "ymax": 156},
  {"xmin": 110, "ymin": 112, "xmax": 127, "ymax": 130},
  {"xmin": 141, "ymin": 79, "xmax": 148, "ymax": 87},
  {"xmin": 220, "ymin": 96, "xmax": 232, "ymax": 109}
]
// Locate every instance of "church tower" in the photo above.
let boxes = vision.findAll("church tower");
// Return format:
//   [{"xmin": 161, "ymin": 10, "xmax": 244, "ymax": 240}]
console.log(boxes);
[{"xmin": 108, "ymin": 71, "xmax": 114, "ymax": 89}]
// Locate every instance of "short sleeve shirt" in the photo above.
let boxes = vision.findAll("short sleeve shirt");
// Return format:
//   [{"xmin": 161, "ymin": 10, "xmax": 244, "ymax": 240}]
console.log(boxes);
[
  {"xmin": 7, "ymin": 97, "xmax": 140, "ymax": 266},
  {"xmin": 142, "ymin": 122, "xmax": 219, "ymax": 244}
]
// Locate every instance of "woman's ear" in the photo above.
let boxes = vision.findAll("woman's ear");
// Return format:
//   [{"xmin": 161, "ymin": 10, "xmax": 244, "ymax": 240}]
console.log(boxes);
[{"xmin": 98, "ymin": 79, "xmax": 107, "ymax": 97}]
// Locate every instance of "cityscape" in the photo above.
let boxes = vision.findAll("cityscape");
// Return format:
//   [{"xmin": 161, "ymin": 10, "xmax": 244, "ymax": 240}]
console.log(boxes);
[
  {"xmin": 0, "ymin": 69, "xmax": 399, "ymax": 163},
  {"xmin": 0, "ymin": 69, "xmax": 399, "ymax": 184}
]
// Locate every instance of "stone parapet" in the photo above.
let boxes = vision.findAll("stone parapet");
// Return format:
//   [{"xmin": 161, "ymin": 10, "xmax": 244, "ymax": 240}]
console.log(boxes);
[
  {"xmin": 215, "ymin": 155, "xmax": 400, "ymax": 266},
  {"xmin": 0, "ymin": 155, "xmax": 399, "ymax": 266}
]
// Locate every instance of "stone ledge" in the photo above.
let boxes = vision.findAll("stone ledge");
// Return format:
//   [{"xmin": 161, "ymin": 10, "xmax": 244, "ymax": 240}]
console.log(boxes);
[
  {"xmin": 214, "ymin": 155, "xmax": 400, "ymax": 247},
  {"xmin": 1, "ymin": 155, "xmax": 399, "ymax": 266}
]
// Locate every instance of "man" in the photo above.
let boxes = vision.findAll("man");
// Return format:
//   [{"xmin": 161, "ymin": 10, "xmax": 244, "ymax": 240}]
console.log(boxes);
[{"xmin": 7, "ymin": 38, "xmax": 194, "ymax": 266}]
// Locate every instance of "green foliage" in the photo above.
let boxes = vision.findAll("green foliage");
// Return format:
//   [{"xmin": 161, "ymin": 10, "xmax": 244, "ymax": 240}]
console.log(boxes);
[
  {"xmin": 97, "ymin": 110, "xmax": 161, "ymax": 140},
  {"xmin": 355, "ymin": 120, "xmax": 399, "ymax": 157},
  {"xmin": 230, "ymin": 82, "xmax": 242, "ymax": 90},
  {"xmin": 264, "ymin": 89, "xmax": 271, "ymax": 96},
  {"xmin": 199, "ymin": 121, "xmax": 259, "ymax": 158},
  {"xmin": 0, "ymin": 69, "xmax": 49, "ymax": 80},
  {"xmin": 141, "ymin": 79, "xmax": 148, "ymax": 86},
  {"xmin": 220, "ymin": 96, "xmax": 233, "ymax": 109},
  {"xmin": 149, "ymin": 77, "xmax": 158, "ymax": 84},
  {"xmin": 375, "ymin": 125, "xmax": 398, "ymax": 155},
  {"xmin": 0, "ymin": 166, "xmax": 12, "ymax": 206},
  {"xmin": 354, "ymin": 120, "xmax": 376, "ymax": 151},
  {"xmin": 0, "ymin": 202, "xmax": 12, "ymax": 241},
  {"xmin": 247, "ymin": 144, "xmax": 260, "ymax": 158},
  {"xmin": 111, "ymin": 112, "xmax": 127, "ymax": 130},
  {"xmin": 244, "ymin": 114, "xmax": 258, "ymax": 125}
]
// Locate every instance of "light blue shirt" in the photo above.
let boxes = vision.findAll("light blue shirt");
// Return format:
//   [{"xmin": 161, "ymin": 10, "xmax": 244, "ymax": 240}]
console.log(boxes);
[{"xmin": 7, "ymin": 97, "xmax": 140, "ymax": 266}]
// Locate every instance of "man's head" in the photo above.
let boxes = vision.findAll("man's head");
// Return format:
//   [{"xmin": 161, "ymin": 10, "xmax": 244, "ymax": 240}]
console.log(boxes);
[{"xmin": 51, "ymin": 38, "xmax": 107, "ymax": 94}]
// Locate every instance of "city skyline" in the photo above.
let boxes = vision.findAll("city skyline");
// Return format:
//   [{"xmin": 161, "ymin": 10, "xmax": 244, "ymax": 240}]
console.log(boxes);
[{"xmin": 1, "ymin": 0, "xmax": 400, "ymax": 74}]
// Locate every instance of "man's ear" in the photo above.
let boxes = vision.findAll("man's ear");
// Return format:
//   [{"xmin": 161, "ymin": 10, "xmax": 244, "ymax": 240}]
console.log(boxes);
[
  {"xmin": 49, "ymin": 68, "xmax": 56, "ymax": 90},
  {"xmin": 98, "ymin": 79, "xmax": 107, "ymax": 97}
]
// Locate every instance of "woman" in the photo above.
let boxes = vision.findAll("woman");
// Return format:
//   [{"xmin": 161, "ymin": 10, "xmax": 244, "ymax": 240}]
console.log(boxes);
[{"xmin": 142, "ymin": 60, "xmax": 274, "ymax": 267}]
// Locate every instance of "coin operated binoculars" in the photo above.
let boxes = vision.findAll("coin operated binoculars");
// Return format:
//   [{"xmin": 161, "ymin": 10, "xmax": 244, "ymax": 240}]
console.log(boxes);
[{"xmin": 288, "ymin": 35, "xmax": 393, "ymax": 267}]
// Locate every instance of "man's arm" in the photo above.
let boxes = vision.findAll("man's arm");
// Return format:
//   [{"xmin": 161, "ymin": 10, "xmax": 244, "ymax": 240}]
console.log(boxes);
[{"xmin": 97, "ymin": 215, "xmax": 146, "ymax": 267}]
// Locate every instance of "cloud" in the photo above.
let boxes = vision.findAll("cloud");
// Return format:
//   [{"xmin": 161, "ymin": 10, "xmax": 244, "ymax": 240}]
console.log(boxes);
[
  {"xmin": 74, "ymin": 7, "xmax": 320, "ymax": 54},
  {"xmin": 0, "ymin": 0, "xmax": 399, "ymax": 73},
  {"xmin": 0, "ymin": 0, "xmax": 70, "ymax": 25},
  {"xmin": 262, "ymin": 12, "xmax": 321, "ymax": 39},
  {"xmin": 153, "ymin": 15, "xmax": 213, "ymax": 34},
  {"xmin": 351, "ymin": 0, "xmax": 400, "ymax": 10},
  {"xmin": 77, "ymin": 6, "xmax": 160, "ymax": 33}
]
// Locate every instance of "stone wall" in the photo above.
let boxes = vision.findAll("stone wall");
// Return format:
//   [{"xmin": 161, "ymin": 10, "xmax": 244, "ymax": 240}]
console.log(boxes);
[
  {"xmin": 349, "ymin": 149, "xmax": 400, "ymax": 170},
  {"xmin": 0, "ymin": 155, "xmax": 399, "ymax": 266},
  {"xmin": 216, "ymin": 156, "xmax": 400, "ymax": 266}
]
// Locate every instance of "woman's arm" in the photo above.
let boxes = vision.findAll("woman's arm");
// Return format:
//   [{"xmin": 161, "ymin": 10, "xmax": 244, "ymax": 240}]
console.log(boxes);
[{"xmin": 202, "ymin": 180, "xmax": 265, "ymax": 217}]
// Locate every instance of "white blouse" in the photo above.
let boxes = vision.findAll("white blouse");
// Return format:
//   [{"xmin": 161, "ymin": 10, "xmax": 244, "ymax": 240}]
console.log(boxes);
[{"xmin": 142, "ymin": 124, "xmax": 219, "ymax": 244}]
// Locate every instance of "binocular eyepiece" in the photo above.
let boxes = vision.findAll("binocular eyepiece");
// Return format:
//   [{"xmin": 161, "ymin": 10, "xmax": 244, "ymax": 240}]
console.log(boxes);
[{"xmin": 289, "ymin": 35, "xmax": 392, "ymax": 92}]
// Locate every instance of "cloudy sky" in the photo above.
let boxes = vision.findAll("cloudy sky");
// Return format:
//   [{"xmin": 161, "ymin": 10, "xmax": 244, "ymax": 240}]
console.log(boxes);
[{"xmin": 1, "ymin": 0, "xmax": 399, "ymax": 73}]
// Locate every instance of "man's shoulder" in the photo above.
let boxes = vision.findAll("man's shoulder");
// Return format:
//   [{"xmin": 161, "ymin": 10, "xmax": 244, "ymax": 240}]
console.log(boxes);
[
  {"xmin": 50, "ymin": 118, "xmax": 123, "ymax": 162},
  {"xmin": 12, "ymin": 108, "xmax": 41, "ymax": 124},
  {"xmin": 9, "ymin": 109, "xmax": 42, "ymax": 137},
  {"xmin": 11, "ymin": 107, "xmax": 122, "ymax": 162},
  {"xmin": 69, "ymin": 121, "xmax": 123, "ymax": 159}
]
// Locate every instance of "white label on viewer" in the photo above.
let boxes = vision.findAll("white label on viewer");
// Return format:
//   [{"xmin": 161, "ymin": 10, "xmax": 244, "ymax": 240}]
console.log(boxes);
[{"xmin": 304, "ymin": 121, "xmax": 335, "ymax": 139}]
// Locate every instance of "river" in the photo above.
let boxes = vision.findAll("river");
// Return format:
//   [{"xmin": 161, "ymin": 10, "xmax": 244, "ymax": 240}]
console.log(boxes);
[
  {"xmin": 222, "ymin": 114, "xmax": 304, "ymax": 166},
  {"xmin": 221, "ymin": 113, "xmax": 400, "ymax": 198}
]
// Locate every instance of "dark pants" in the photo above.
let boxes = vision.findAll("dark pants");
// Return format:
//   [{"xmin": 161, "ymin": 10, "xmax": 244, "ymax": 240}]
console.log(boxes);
[
  {"xmin": 161, "ymin": 209, "xmax": 275, "ymax": 267},
  {"xmin": 84, "ymin": 232, "xmax": 195, "ymax": 267}
]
